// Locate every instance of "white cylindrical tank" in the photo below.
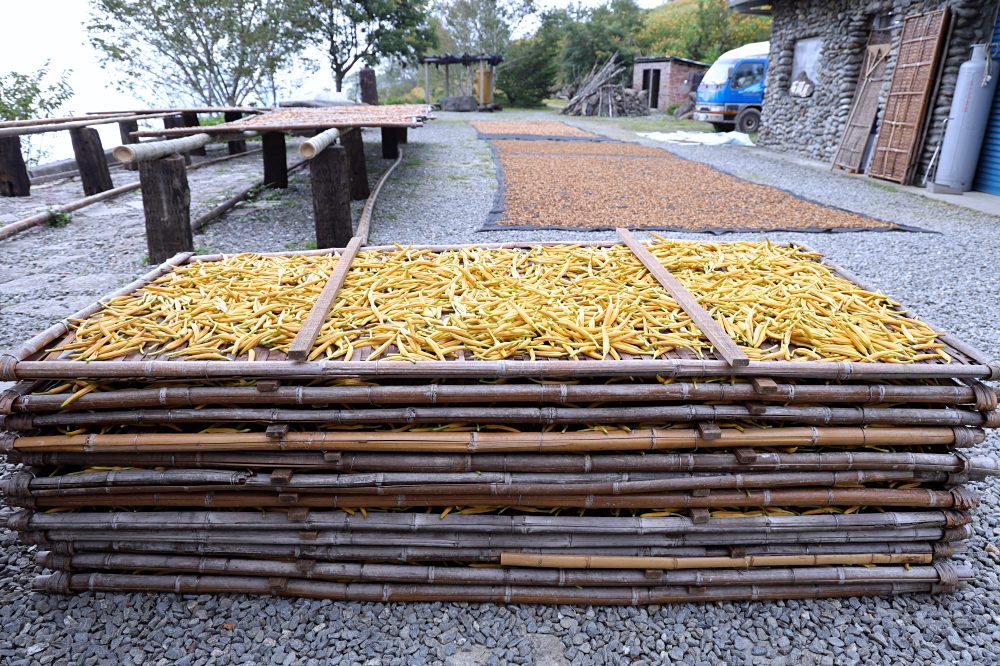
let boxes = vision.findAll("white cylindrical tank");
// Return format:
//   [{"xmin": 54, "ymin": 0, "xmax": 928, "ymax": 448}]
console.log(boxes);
[{"xmin": 934, "ymin": 44, "xmax": 999, "ymax": 192}]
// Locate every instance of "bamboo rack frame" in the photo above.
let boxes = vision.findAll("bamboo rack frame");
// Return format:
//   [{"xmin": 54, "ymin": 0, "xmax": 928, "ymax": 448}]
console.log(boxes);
[{"xmin": 2, "ymin": 240, "xmax": 995, "ymax": 382}]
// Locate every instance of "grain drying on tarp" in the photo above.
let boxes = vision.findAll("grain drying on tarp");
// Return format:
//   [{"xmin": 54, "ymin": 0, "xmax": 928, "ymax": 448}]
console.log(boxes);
[
  {"xmin": 483, "ymin": 132, "xmax": 896, "ymax": 231},
  {"xmin": 471, "ymin": 120, "xmax": 598, "ymax": 138}
]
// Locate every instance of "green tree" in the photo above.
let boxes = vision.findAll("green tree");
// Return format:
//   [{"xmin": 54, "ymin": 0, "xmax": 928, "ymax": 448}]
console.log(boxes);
[
  {"xmin": 638, "ymin": 0, "xmax": 771, "ymax": 64},
  {"xmin": 440, "ymin": 0, "xmax": 535, "ymax": 55},
  {"xmin": 301, "ymin": 1, "xmax": 438, "ymax": 92},
  {"xmin": 0, "ymin": 62, "xmax": 73, "ymax": 164},
  {"xmin": 88, "ymin": 0, "xmax": 304, "ymax": 106},
  {"xmin": 559, "ymin": 0, "xmax": 644, "ymax": 86},
  {"xmin": 496, "ymin": 36, "xmax": 558, "ymax": 106}
]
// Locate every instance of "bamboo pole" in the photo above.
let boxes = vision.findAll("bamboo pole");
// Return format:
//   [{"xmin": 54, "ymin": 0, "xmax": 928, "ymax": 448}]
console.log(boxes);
[
  {"xmin": 12, "ymin": 487, "xmax": 975, "ymax": 510},
  {"xmin": 6, "ymin": 357, "xmax": 995, "ymax": 382},
  {"xmin": 12, "ymin": 404, "xmax": 990, "ymax": 429},
  {"xmin": 29, "ymin": 572, "xmax": 945, "ymax": 604},
  {"xmin": 299, "ymin": 128, "xmax": 341, "ymax": 159},
  {"xmin": 10, "ymin": 469, "xmax": 939, "ymax": 493},
  {"xmin": 7, "ymin": 381, "xmax": 987, "ymax": 413},
  {"xmin": 45, "ymin": 553, "xmax": 964, "ymax": 586},
  {"xmin": 114, "ymin": 135, "xmax": 213, "ymax": 163},
  {"xmin": 133, "ymin": 121, "xmax": 420, "ymax": 139},
  {"xmin": 87, "ymin": 107, "xmax": 266, "ymax": 115},
  {"xmin": 0, "ymin": 113, "xmax": 168, "ymax": 138},
  {"xmin": 6, "ymin": 451, "xmax": 990, "ymax": 478},
  {"xmin": 26, "ymin": 525, "xmax": 955, "ymax": 548},
  {"xmin": 12, "ymin": 508, "xmax": 964, "ymax": 534},
  {"xmin": 0, "ymin": 148, "xmax": 261, "ymax": 241},
  {"xmin": 191, "ymin": 157, "xmax": 308, "ymax": 232},
  {"xmin": 40, "ymin": 540, "xmax": 950, "ymax": 563},
  {"xmin": 7, "ymin": 471, "xmax": 944, "ymax": 500},
  {"xmin": 5, "ymin": 426, "xmax": 979, "ymax": 454},
  {"xmin": 499, "ymin": 552, "xmax": 933, "ymax": 570},
  {"xmin": 355, "ymin": 145, "xmax": 404, "ymax": 243}
]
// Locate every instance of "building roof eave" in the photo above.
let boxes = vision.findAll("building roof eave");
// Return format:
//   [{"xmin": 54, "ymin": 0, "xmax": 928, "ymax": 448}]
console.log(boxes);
[{"xmin": 728, "ymin": 0, "xmax": 773, "ymax": 16}]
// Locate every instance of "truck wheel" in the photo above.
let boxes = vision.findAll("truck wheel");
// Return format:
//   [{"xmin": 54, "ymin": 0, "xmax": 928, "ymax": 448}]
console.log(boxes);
[
  {"xmin": 710, "ymin": 122, "xmax": 732, "ymax": 132},
  {"xmin": 735, "ymin": 108, "xmax": 761, "ymax": 133}
]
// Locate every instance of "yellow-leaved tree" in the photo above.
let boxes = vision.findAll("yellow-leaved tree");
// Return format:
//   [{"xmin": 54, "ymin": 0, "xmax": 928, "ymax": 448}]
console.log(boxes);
[{"xmin": 638, "ymin": 0, "xmax": 771, "ymax": 64}]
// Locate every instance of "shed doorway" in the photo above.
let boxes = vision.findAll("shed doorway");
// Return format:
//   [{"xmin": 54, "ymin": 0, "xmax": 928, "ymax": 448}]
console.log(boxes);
[{"xmin": 642, "ymin": 69, "xmax": 661, "ymax": 109}]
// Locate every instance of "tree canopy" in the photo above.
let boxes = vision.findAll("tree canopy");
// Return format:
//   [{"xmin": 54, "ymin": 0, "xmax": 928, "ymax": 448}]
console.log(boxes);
[
  {"xmin": 559, "ymin": 0, "xmax": 644, "ymax": 84},
  {"xmin": 0, "ymin": 62, "xmax": 73, "ymax": 122},
  {"xmin": 638, "ymin": 0, "xmax": 771, "ymax": 64},
  {"xmin": 0, "ymin": 62, "xmax": 73, "ymax": 164},
  {"xmin": 301, "ymin": 0, "xmax": 438, "ymax": 92},
  {"xmin": 439, "ymin": 0, "xmax": 535, "ymax": 55},
  {"xmin": 88, "ymin": 0, "xmax": 303, "ymax": 106}
]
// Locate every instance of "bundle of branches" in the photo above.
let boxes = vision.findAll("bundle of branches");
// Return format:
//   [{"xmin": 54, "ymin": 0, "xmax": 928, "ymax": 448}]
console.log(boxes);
[{"xmin": 562, "ymin": 54, "xmax": 641, "ymax": 117}]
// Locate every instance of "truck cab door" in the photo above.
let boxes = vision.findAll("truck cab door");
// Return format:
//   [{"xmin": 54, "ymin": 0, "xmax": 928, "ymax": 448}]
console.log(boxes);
[{"xmin": 728, "ymin": 59, "xmax": 767, "ymax": 103}]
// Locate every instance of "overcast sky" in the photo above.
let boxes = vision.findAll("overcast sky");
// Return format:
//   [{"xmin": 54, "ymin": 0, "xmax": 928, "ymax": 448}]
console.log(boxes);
[{"xmin": 2, "ymin": 0, "xmax": 665, "ymax": 161}]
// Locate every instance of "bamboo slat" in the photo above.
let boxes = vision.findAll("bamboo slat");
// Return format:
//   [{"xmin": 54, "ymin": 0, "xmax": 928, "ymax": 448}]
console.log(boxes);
[
  {"xmin": 617, "ymin": 229, "xmax": 748, "ymax": 367},
  {"xmin": 287, "ymin": 237, "xmax": 363, "ymax": 360}
]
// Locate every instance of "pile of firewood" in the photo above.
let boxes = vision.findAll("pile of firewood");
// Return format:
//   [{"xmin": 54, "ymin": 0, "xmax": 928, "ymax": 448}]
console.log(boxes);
[{"xmin": 562, "ymin": 55, "xmax": 648, "ymax": 117}]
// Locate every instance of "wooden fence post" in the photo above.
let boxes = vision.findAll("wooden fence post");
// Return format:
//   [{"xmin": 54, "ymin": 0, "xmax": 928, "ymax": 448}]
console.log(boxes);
[
  {"xmin": 360, "ymin": 65, "xmax": 380, "ymax": 105},
  {"xmin": 340, "ymin": 129, "xmax": 370, "ymax": 200},
  {"xmin": 0, "ymin": 136, "xmax": 30, "ymax": 197},
  {"xmin": 163, "ymin": 115, "xmax": 191, "ymax": 164},
  {"xmin": 181, "ymin": 112, "xmax": 206, "ymax": 156},
  {"xmin": 118, "ymin": 120, "xmax": 139, "ymax": 172},
  {"xmin": 310, "ymin": 144, "xmax": 352, "ymax": 248},
  {"xmin": 223, "ymin": 111, "xmax": 247, "ymax": 155},
  {"xmin": 138, "ymin": 154, "xmax": 193, "ymax": 264},
  {"xmin": 69, "ymin": 127, "xmax": 113, "ymax": 196},
  {"xmin": 380, "ymin": 127, "xmax": 399, "ymax": 159},
  {"xmin": 262, "ymin": 133, "xmax": 288, "ymax": 188}
]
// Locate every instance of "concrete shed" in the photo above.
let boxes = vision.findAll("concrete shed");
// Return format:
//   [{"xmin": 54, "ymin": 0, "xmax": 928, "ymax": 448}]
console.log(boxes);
[{"xmin": 632, "ymin": 56, "xmax": 708, "ymax": 111}]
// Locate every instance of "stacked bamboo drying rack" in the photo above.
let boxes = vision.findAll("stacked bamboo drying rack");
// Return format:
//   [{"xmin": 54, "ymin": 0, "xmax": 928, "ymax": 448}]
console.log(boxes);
[{"xmin": 1, "ymin": 232, "xmax": 997, "ymax": 604}]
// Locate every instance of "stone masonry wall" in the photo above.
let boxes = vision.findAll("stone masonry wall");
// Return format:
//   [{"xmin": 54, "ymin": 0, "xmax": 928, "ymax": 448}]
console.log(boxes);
[{"xmin": 758, "ymin": 0, "xmax": 998, "ymax": 180}]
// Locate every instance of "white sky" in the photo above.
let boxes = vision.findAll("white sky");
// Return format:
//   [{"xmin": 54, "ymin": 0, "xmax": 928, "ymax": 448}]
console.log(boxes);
[{"xmin": 1, "ymin": 0, "xmax": 665, "ymax": 161}]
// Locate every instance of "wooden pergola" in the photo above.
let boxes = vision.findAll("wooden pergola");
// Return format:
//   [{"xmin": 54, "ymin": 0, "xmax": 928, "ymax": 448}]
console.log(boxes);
[{"xmin": 418, "ymin": 54, "xmax": 504, "ymax": 108}]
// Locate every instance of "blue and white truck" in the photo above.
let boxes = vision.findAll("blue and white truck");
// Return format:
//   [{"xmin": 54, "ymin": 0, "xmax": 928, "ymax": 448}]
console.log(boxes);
[{"xmin": 693, "ymin": 41, "xmax": 770, "ymax": 133}]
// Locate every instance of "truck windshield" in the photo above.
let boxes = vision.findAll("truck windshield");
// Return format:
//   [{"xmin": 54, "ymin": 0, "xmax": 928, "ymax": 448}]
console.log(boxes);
[{"xmin": 701, "ymin": 58, "xmax": 737, "ymax": 86}]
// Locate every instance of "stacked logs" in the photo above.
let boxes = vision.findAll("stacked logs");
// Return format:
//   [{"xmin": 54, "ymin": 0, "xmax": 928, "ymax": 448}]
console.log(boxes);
[{"xmin": 1, "ymin": 238, "xmax": 998, "ymax": 604}]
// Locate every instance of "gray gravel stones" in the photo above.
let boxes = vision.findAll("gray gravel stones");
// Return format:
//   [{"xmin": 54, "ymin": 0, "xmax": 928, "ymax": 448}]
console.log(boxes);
[{"xmin": 2, "ymin": 110, "xmax": 1000, "ymax": 664}]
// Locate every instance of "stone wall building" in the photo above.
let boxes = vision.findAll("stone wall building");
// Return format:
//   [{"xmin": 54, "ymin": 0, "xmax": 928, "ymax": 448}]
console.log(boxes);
[
  {"xmin": 729, "ymin": 0, "xmax": 1000, "ymax": 186},
  {"xmin": 632, "ymin": 57, "xmax": 708, "ymax": 111}
]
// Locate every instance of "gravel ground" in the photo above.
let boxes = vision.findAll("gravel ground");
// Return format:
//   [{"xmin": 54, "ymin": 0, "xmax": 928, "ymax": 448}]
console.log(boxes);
[{"xmin": 2, "ymin": 110, "xmax": 1000, "ymax": 665}]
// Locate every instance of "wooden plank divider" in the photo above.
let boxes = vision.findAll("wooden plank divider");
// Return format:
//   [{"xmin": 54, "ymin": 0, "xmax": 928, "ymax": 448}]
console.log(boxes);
[
  {"xmin": 616, "ymin": 228, "xmax": 749, "ymax": 368},
  {"xmin": 286, "ymin": 237, "xmax": 364, "ymax": 361}
]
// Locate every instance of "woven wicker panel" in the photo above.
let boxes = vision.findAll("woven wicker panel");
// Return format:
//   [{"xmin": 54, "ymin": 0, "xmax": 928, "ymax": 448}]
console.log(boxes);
[
  {"xmin": 833, "ymin": 31, "xmax": 891, "ymax": 173},
  {"xmin": 868, "ymin": 8, "xmax": 950, "ymax": 184}
]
